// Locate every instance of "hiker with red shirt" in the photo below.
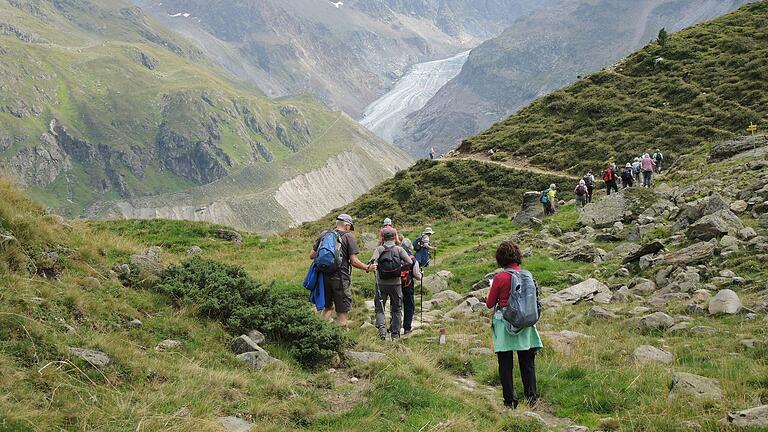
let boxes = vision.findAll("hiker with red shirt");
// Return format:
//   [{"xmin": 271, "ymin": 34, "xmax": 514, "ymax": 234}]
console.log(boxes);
[
  {"xmin": 377, "ymin": 217, "xmax": 400, "ymax": 246},
  {"xmin": 603, "ymin": 163, "xmax": 619, "ymax": 195},
  {"xmin": 486, "ymin": 241, "xmax": 543, "ymax": 408}
]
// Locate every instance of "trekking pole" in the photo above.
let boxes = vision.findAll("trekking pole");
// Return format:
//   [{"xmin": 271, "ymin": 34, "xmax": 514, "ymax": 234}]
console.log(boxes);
[{"xmin": 420, "ymin": 275, "xmax": 424, "ymax": 325}]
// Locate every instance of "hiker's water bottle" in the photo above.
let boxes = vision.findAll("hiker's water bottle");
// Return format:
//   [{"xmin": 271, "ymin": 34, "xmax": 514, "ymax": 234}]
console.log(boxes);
[{"xmin": 439, "ymin": 328, "xmax": 446, "ymax": 345}]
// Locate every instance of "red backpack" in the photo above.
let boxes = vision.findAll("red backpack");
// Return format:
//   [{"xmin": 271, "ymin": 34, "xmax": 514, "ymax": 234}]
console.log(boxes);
[
  {"xmin": 401, "ymin": 256, "xmax": 415, "ymax": 288},
  {"xmin": 603, "ymin": 169, "xmax": 613, "ymax": 182}
]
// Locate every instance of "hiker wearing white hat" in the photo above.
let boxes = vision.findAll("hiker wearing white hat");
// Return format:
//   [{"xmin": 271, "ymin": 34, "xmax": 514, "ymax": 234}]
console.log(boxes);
[
  {"xmin": 378, "ymin": 217, "xmax": 400, "ymax": 247},
  {"xmin": 413, "ymin": 227, "xmax": 436, "ymax": 269}
]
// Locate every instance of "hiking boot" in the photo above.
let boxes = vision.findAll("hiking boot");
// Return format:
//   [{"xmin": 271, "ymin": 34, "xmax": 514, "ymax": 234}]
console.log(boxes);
[
  {"xmin": 378, "ymin": 328, "xmax": 387, "ymax": 341},
  {"xmin": 402, "ymin": 329, "xmax": 412, "ymax": 336}
]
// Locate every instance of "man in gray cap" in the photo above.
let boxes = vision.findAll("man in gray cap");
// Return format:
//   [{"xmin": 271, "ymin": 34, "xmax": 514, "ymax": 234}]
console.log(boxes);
[
  {"xmin": 370, "ymin": 228, "xmax": 412, "ymax": 340},
  {"xmin": 310, "ymin": 213, "xmax": 372, "ymax": 327}
]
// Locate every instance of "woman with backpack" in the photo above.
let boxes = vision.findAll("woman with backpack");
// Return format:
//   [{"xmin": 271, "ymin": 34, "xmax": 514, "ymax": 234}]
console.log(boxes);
[
  {"xmin": 486, "ymin": 241, "xmax": 543, "ymax": 409},
  {"xmin": 574, "ymin": 179, "xmax": 588, "ymax": 210},
  {"xmin": 621, "ymin": 163, "xmax": 634, "ymax": 189},
  {"xmin": 370, "ymin": 228, "xmax": 413, "ymax": 340}
]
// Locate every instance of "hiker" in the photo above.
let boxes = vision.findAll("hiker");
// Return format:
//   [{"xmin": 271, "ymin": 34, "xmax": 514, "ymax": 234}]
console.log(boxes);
[
  {"xmin": 641, "ymin": 153, "xmax": 656, "ymax": 188},
  {"xmin": 632, "ymin": 157, "xmax": 642, "ymax": 184},
  {"xmin": 621, "ymin": 163, "xmax": 634, "ymax": 189},
  {"xmin": 574, "ymin": 179, "xmax": 588, "ymax": 210},
  {"xmin": 486, "ymin": 241, "xmax": 543, "ymax": 408},
  {"xmin": 603, "ymin": 165, "xmax": 619, "ymax": 195},
  {"xmin": 540, "ymin": 184, "xmax": 557, "ymax": 216},
  {"xmin": 400, "ymin": 238, "xmax": 423, "ymax": 335},
  {"xmin": 653, "ymin": 148, "xmax": 664, "ymax": 174},
  {"xmin": 414, "ymin": 227, "xmax": 436, "ymax": 269},
  {"xmin": 309, "ymin": 214, "xmax": 372, "ymax": 327},
  {"xmin": 429, "ymin": 147, "xmax": 437, "ymax": 160},
  {"xmin": 582, "ymin": 171, "xmax": 595, "ymax": 203},
  {"xmin": 378, "ymin": 217, "xmax": 400, "ymax": 246},
  {"xmin": 370, "ymin": 228, "xmax": 413, "ymax": 340}
]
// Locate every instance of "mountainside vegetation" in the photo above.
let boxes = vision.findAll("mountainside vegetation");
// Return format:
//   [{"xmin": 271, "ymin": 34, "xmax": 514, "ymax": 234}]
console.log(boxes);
[
  {"xmin": 398, "ymin": 0, "xmax": 751, "ymax": 157},
  {"xmin": 458, "ymin": 1, "xmax": 768, "ymax": 174}
]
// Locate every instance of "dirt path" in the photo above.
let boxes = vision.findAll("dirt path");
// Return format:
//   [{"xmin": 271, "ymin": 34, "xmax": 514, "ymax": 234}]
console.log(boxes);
[{"xmin": 446, "ymin": 155, "xmax": 580, "ymax": 181}]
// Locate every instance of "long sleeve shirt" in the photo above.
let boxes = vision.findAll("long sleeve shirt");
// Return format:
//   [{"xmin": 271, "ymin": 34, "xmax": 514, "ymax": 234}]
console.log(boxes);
[{"xmin": 486, "ymin": 265, "xmax": 522, "ymax": 309}]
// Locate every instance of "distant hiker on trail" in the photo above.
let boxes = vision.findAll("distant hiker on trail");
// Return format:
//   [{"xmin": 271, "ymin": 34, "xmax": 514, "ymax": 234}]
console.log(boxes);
[
  {"xmin": 400, "ymin": 238, "xmax": 423, "ymax": 335},
  {"xmin": 486, "ymin": 240, "xmax": 543, "ymax": 409},
  {"xmin": 309, "ymin": 214, "xmax": 372, "ymax": 327},
  {"xmin": 603, "ymin": 165, "xmax": 619, "ymax": 195},
  {"xmin": 641, "ymin": 153, "xmax": 656, "ymax": 188},
  {"xmin": 378, "ymin": 217, "xmax": 400, "ymax": 246},
  {"xmin": 370, "ymin": 228, "xmax": 413, "ymax": 340},
  {"xmin": 414, "ymin": 227, "xmax": 436, "ymax": 268},
  {"xmin": 582, "ymin": 171, "xmax": 595, "ymax": 203},
  {"xmin": 632, "ymin": 157, "xmax": 642, "ymax": 184},
  {"xmin": 541, "ymin": 184, "xmax": 557, "ymax": 216},
  {"xmin": 574, "ymin": 179, "xmax": 588, "ymax": 210},
  {"xmin": 653, "ymin": 149, "xmax": 664, "ymax": 174},
  {"xmin": 621, "ymin": 163, "xmax": 634, "ymax": 189},
  {"xmin": 429, "ymin": 147, "xmax": 437, "ymax": 160}
]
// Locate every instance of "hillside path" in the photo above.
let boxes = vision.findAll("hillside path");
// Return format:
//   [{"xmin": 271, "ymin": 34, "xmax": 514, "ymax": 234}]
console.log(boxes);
[{"xmin": 445, "ymin": 155, "xmax": 580, "ymax": 181}]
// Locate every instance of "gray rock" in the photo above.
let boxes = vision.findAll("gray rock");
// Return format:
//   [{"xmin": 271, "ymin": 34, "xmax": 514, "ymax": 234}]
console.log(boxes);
[
  {"xmin": 423, "ymin": 271, "xmax": 452, "ymax": 293},
  {"xmin": 155, "ymin": 339, "xmax": 182, "ymax": 351},
  {"xmin": 630, "ymin": 279, "xmax": 657, "ymax": 295},
  {"xmin": 668, "ymin": 322, "xmax": 690, "ymax": 334},
  {"xmin": 663, "ymin": 242, "xmax": 715, "ymax": 266},
  {"xmin": 448, "ymin": 297, "xmax": 482, "ymax": 316},
  {"xmin": 687, "ymin": 210, "xmax": 744, "ymax": 241},
  {"xmin": 432, "ymin": 290, "xmax": 462, "ymax": 304},
  {"xmin": 541, "ymin": 330, "xmax": 593, "ymax": 355},
  {"xmin": 346, "ymin": 351, "xmax": 386, "ymax": 364},
  {"xmin": 612, "ymin": 242, "xmax": 643, "ymax": 261},
  {"xmin": 468, "ymin": 347, "xmax": 493, "ymax": 356},
  {"xmin": 587, "ymin": 306, "xmax": 618, "ymax": 319},
  {"xmin": 215, "ymin": 229, "xmax": 242, "ymax": 244},
  {"xmin": 611, "ymin": 286, "xmax": 632, "ymax": 303},
  {"xmin": 130, "ymin": 246, "xmax": 163, "ymax": 276},
  {"xmin": 126, "ymin": 319, "xmax": 143, "ymax": 329},
  {"xmin": 567, "ymin": 273, "xmax": 585, "ymax": 284},
  {"xmin": 669, "ymin": 372, "xmax": 722, "ymax": 401},
  {"xmin": 236, "ymin": 347, "xmax": 276, "ymax": 370},
  {"xmin": 513, "ymin": 192, "xmax": 546, "ymax": 226},
  {"xmin": 623, "ymin": 241, "xmax": 665, "ymax": 264},
  {"xmin": 708, "ymin": 289, "xmax": 742, "ymax": 315},
  {"xmin": 247, "ymin": 330, "xmax": 266, "ymax": 345},
  {"xmin": 68, "ymin": 347, "xmax": 110, "ymax": 369},
  {"xmin": 186, "ymin": 246, "xmax": 203, "ymax": 256},
  {"xmin": 632, "ymin": 345, "xmax": 674, "ymax": 365},
  {"xmin": 726, "ymin": 405, "xmax": 768, "ymax": 427},
  {"xmin": 542, "ymin": 279, "xmax": 612, "ymax": 307},
  {"xmin": 230, "ymin": 335, "xmax": 260, "ymax": 354},
  {"xmin": 579, "ymin": 193, "xmax": 627, "ymax": 228},
  {"xmin": 558, "ymin": 241, "xmax": 605, "ymax": 263},
  {"xmin": 217, "ymin": 416, "xmax": 254, "ymax": 432},
  {"xmin": 682, "ymin": 193, "xmax": 730, "ymax": 221},
  {"xmin": 639, "ymin": 312, "xmax": 674, "ymax": 331},
  {"xmin": 730, "ymin": 200, "xmax": 749, "ymax": 214}
]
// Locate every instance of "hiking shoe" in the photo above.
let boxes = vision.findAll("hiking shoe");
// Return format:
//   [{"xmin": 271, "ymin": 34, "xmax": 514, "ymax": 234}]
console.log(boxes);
[{"xmin": 378, "ymin": 329, "xmax": 387, "ymax": 341}]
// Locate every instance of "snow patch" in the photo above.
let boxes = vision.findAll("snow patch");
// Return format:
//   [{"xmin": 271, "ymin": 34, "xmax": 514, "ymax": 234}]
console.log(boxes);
[{"xmin": 331, "ymin": 1, "xmax": 343, "ymax": 8}]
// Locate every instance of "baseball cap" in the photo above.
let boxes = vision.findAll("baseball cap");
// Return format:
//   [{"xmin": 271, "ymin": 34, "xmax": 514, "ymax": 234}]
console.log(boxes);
[
  {"xmin": 336, "ymin": 213, "xmax": 354, "ymax": 230},
  {"xmin": 383, "ymin": 217, "xmax": 392, "ymax": 226}
]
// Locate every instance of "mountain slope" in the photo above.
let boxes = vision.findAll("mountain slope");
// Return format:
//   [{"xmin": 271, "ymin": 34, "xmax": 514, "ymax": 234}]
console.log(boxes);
[
  {"xmin": 457, "ymin": 0, "xmax": 768, "ymax": 174},
  {"xmin": 0, "ymin": 0, "xmax": 411, "ymax": 232},
  {"xmin": 133, "ymin": 0, "xmax": 557, "ymax": 117},
  {"xmin": 395, "ymin": 0, "xmax": 752, "ymax": 156}
]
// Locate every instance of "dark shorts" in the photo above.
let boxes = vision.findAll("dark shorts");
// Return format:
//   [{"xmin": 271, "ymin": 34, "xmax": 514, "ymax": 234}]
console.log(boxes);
[{"xmin": 323, "ymin": 275, "xmax": 352, "ymax": 313}]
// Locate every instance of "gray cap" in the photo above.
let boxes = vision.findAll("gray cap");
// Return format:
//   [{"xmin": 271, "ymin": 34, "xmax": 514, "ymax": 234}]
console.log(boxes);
[
  {"xmin": 383, "ymin": 217, "xmax": 392, "ymax": 226},
  {"xmin": 336, "ymin": 213, "xmax": 354, "ymax": 230},
  {"xmin": 381, "ymin": 227, "xmax": 396, "ymax": 240}
]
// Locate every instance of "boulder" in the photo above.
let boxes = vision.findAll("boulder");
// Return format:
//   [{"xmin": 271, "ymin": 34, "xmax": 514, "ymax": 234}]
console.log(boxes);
[
  {"xmin": 709, "ymin": 135, "xmax": 768, "ymax": 161},
  {"xmin": 632, "ymin": 345, "xmax": 674, "ymax": 365},
  {"xmin": 217, "ymin": 416, "xmax": 254, "ymax": 432},
  {"xmin": 230, "ymin": 335, "xmax": 260, "ymax": 355},
  {"xmin": 730, "ymin": 200, "xmax": 749, "ymax": 214},
  {"xmin": 610, "ymin": 286, "xmax": 632, "ymax": 303},
  {"xmin": 447, "ymin": 297, "xmax": 483, "ymax": 316},
  {"xmin": 432, "ymin": 290, "xmax": 462, "ymax": 304},
  {"xmin": 686, "ymin": 210, "xmax": 744, "ymax": 241},
  {"xmin": 542, "ymin": 279, "xmax": 612, "ymax": 307},
  {"xmin": 155, "ymin": 339, "xmax": 182, "ymax": 351},
  {"xmin": 423, "ymin": 271, "xmax": 452, "ymax": 293},
  {"xmin": 513, "ymin": 192, "xmax": 546, "ymax": 225},
  {"xmin": 669, "ymin": 372, "xmax": 722, "ymax": 401},
  {"xmin": 130, "ymin": 246, "xmax": 163, "ymax": 276},
  {"xmin": 612, "ymin": 242, "xmax": 643, "ymax": 261},
  {"xmin": 630, "ymin": 279, "xmax": 657, "ymax": 295},
  {"xmin": 558, "ymin": 241, "xmax": 606, "ymax": 263},
  {"xmin": 68, "ymin": 347, "xmax": 110, "ymax": 369},
  {"xmin": 726, "ymin": 405, "xmax": 768, "ymax": 427},
  {"xmin": 345, "ymin": 351, "xmax": 386, "ymax": 364},
  {"xmin": 579, "ymin": 193, "xmax": 627, "ymax": 228},
  {"xmin": 739, "ymin": 227, "xmax": 758, "ymax": 240},
  {"xmin": 126, "ymin": 319, "xmax": 143, "ymax": 329},
  {"xmin": 708, "ymin": 289, "xmax": 742, "ymax": 315},
  {"xmin": 236, "ymin": 347, "xmax": 277, "ymax": 369},
  {"xmin": 587, "ymin": 306, "xmax": 618, "ymax": 319},
  {"xmin": 541, "ymin": 331, "xmax": 593, "ymax": 355},
  {"xmin": 247, "ymin": 330, "xmax": 266, "ymax": 345},
  {"xmin": 663, "ymin": 242, "xmax": 715, "ymax": 266},
  {"xmin": 215, "ymin": 229, "xmax": 242, "ymax": 244},
  {"xmin": 639, "ymin": 312, "xmax": 674, "ymax": 331},
  {"xmin": 682, "ymin": 193, "xmax": 730, "ymax": 222},
  {"xmin": 623, "ymin": 241, "xmax": 665, "ymax": 264}
]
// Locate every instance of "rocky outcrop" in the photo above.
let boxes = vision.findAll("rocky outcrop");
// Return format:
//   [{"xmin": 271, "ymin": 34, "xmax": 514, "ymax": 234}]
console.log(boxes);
[
  {"xmin": 726, "ymin": 405, "xmax": 768, "ymax": 427},
  {"xmin": 632, "ymin": 345, "xmax": 674, "ymax": 365},
  {"xmin": 663, "ymin": 242, "xmax": 715, "ymax": 266},
  {"xmin": 542, "ymin": 279, "xmax": 611, "ymax": 307},
  {"xmin": 686, "ymin": 210, "xmax": 744, "ymax": 240},
  {"xmin": 513, "ymin": 191, "xmax": 545, "ymax": 226},
  {"xmin": 578, "ymin": 193, "xmax": 627, "ymax": 228},
  {"xmin": 710, "ymin": 134, "xmax": 768, "ymax": 161}
]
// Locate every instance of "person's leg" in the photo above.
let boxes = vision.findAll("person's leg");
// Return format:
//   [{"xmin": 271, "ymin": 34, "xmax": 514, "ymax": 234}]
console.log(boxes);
[
  {"xmin": 497, "ymin": 350, "xmax": 517, "ymax": 407},
  {"xmin": 402, "ymin": 285, "xmax": 414, "ymax": 332},
  {"xmin": 606, "ymin": 182, "xmax": 611, "ymax": 196},
  {"xmin": 518, "ymin": 349, "xmax": 538, "ymax": 405},
  {"xmin": 335, "ymin": 278, "xmax": 353, "ymax": 327},
  {"xmin": 322, "ymin": 275, "xmax": 337, "ymax": 321},
  {"xmin": 374, "ymin": 281, "xmax": 387, "ymax": 339},
  {"xmin": 390, "ymin": 284, "xmax": 403, "ymax": 339},
  {"xmin": 613, "ymin": 181, "xmax": 619, "ymax": 193}
]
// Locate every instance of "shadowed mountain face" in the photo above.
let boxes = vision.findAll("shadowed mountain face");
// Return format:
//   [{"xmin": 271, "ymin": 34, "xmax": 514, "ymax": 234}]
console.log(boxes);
[
  {"xmin": 0, "ymin": 0, "xmax": 411, "ymax": 232},
  {"xmin": 395, "ymin": 0, "xmax": 753, "ymax": 157},
  {"xmin": 132, "ymin": 0, "xmax": 557, "ymax": 117}
]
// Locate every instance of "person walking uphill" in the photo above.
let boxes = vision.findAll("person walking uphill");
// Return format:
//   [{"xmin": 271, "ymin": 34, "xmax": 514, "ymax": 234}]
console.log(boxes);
[
  {"xmin": 641, "ymin": 153, "xmax": 656, "ymax": 188},
  {"xmin": 310, "ymin": 214, "xmax": 372, "ymax": 327},
  {"xmin": 583, "ymin": 171, "xmax": 595, "ymax": 203},
  {"xmin": 370, "ymin": 228, "xmax": 413, "ymax": 340},
  {"xmin": 486, "ymin": 241, "xmax": 543, "ymax": 408},
  {"xmin": 378, "ymin": 217, "xmax": 400, "ymax": 246},
  {"xmin": 621, "ymin": 163, "xmax": 634, "ymax": 189},
  {"xmin": 574, "ymin": 179, "xmax": 589, "ymax": 210},
  {"xmin": 653, "ymin": 148, "xmax": 664, "ymax": 174},
  {"xmin": 414, "ymin": 227, "xmax": 436, "ymax": 269},
  {"xmin": 541, "ymin": 184, "xmax": 557, "ymax": 216},
  {"xmin": 399, "ymin": 238, "xmax": 422, "ymax": 335},
  {"xmin": 603, "ymin": 164, "xmax": 619, "ymax": 195}
]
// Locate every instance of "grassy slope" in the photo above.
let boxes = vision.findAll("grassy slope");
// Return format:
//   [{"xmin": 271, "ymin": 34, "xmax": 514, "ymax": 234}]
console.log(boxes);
[{"xmin": 458, "ymin": 1, "xmax": 768, "ymax": 175}]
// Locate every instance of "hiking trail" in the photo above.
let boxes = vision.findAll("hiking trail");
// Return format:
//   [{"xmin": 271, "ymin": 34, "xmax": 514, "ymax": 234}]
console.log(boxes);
[{"xmin": 446, "ymin": 155, "xmax": 580, "ymax": 181}]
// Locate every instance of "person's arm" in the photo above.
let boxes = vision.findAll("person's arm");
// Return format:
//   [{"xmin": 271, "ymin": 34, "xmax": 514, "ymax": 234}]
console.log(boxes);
[
  {"xmin": 486, "ymin": 273, "xmax": 503, "ymax": 309},
  {"xmin": 400, "ymin": 248, "xmax": 412, "ymax": 266},
  {"xmin": 309, "ymin": 234, "xmax": 322, "ymax": 260},
  {"xmin": 350, "ymin": 254, "xmax": 375, "ymax": 272},
  {"xmin": 412, "ymin": 261, "xmax": 422, "ymax": 281},
  {"xmin": 370, "ymin": 247, "xmax": 381, "ymax": 265}
]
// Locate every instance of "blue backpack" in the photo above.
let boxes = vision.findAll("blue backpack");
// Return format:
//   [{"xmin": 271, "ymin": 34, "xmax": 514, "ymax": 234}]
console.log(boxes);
[
  {"xmin": 539, "ymin": 190, "xmax": 549, "ymax": 204},
  {"xmin": 315, "ymin": 231, "xmax": 342, "ymax": 274},
  {"xmin": 502, "ymin": 269, "xmax": 541, "ymax": 333}
]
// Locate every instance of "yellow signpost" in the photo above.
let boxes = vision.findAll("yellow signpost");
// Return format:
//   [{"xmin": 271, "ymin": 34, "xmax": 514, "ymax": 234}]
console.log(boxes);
[{"xmin": 747, "ymin": 122, "xmax": 758, "ymax": 135}]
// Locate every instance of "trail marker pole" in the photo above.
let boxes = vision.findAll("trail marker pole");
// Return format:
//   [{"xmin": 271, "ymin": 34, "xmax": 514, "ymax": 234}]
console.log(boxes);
[{"xmin": 747, "ymin": 122, "xmax": 758, "ymax": 135}]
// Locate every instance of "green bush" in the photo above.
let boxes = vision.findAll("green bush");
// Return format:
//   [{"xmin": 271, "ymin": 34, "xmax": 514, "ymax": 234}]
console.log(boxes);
[{"xmin": 154, "ymin": 258, "xmax": 348, "ymax": 368}]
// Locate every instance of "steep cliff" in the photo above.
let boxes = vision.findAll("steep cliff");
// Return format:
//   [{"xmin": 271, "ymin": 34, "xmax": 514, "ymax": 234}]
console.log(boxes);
[{"xmin": 395, "ymin": 0, "xmax": 752, "ymax": 156}]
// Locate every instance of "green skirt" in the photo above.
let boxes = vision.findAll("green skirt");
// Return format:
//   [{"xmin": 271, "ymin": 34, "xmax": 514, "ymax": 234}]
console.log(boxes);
[{"xmin": 492, "ymin": 310, "xmax": 543, "ymax": 353}]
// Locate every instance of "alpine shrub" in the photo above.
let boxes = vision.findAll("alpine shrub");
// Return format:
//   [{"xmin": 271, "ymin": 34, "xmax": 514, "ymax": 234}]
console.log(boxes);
[{"xmin": 154, "ymin": 258, "xmax": 348, "ymax": 368}]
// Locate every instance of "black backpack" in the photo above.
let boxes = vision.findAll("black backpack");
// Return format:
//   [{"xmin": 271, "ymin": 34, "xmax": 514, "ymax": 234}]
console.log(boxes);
[
  {"xmin": 413, "ymin": 236, "xmax": 424, "ymax": 251},
  {"xmin": 377, "ymin": 245, "xmax": 402, "ymax": 279}
]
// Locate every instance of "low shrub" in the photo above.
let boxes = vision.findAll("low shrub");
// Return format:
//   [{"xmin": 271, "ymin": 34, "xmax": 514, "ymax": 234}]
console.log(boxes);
[{"xmin": 154, "ymin": 258, "xmax": 348, "ymax": 368}]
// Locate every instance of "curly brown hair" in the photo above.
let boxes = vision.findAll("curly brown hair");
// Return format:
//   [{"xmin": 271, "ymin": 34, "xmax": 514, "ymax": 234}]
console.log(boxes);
[{"xmin": 496, "ymin": 241, "xmax": 523, "ymax": 268}]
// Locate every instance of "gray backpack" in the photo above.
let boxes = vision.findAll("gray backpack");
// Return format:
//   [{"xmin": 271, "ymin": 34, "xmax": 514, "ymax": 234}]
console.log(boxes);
[{"xmin": 502, "ymin": 269, "xmax": 541, "ymax": 333}]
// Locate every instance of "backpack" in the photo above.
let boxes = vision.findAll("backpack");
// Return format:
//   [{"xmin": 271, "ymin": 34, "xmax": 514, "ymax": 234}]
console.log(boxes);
[
  {"xmin": 401, "ymin": 256, "xmax": 415, "ymax": 288},
  {"xmin": 539, "ymin": 189, "xmax": 549, "ymax": 204},
  {"xmin": 315, "ymin": 230, "xmax": 343, "ymax": 274},
  {"xmin": 583, "ymin": 175, "xmax": 594, "ymax": 187},
  {"xmin": 633, "ymin": 163, "xmax": 641, "ymax": 174},
  {"xmin": 501, "ymin": 269, "xmax": 541, "ymax": 333},
  {"xmin": 377, "ymin": 245, "xmax": 402, "ymax": 279},
  {"xmin": 602, "ymin": 169, "xmax": 613, "ymax": 182},
  {"xmin": 413, "ymin": 236, "xmax": 424, "ymax": 251},
  {"xmin": 653, "ymin": 152, "xmax": 663, "ymax": 161},
  {"xmin": 575, "ymin": 185, "xmax": 587, "ymax": 196}
]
